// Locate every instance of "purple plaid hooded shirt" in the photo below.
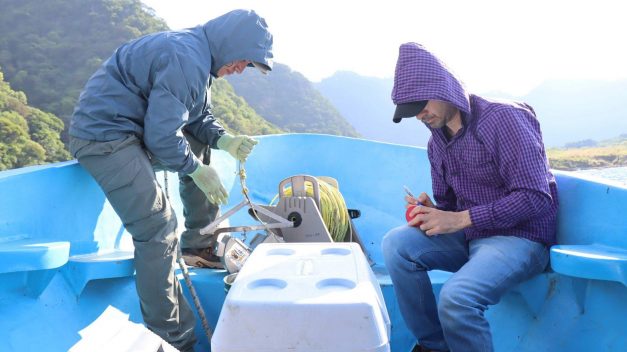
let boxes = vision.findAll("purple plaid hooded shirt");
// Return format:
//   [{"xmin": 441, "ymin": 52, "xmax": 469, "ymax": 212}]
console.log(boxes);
[{"xmin": 392, "ymin": 43, "xmax": 558, "ymax": 245}]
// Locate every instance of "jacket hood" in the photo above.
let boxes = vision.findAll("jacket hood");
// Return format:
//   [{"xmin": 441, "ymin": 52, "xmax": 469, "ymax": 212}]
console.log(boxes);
[
  {"xmin": 391, "ymin": 43, "xmax": 470, "ymax": 115},
  {"xmin": 202, "ymin": 9, "xmax": 274, "ymax": 77}
]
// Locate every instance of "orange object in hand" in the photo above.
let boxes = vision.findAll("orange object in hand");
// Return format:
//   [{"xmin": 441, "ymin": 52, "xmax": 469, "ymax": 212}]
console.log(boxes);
[{"xmin": 405, "ymin": 204, "xmax": 424, "ymax": 226}]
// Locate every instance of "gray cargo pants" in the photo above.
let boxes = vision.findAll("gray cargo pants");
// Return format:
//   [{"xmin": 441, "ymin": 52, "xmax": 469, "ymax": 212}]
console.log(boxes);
[{"xmin": 70, "ymin": 133, "xmax": 219, "ymax": 352}]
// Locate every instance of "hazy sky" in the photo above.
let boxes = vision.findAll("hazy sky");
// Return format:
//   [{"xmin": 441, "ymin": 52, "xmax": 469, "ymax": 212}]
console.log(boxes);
[{"xmin": 141, "ymin": 0, "xmax": 627, "ymax": 95}]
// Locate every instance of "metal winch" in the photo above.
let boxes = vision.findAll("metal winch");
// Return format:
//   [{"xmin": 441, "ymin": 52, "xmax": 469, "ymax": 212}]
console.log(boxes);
[{"xmin": 199, "ymin": 175, "xmax": 366, "ymax": 274}]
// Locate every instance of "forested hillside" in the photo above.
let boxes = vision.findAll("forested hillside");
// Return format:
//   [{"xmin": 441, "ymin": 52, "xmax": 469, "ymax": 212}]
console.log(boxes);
[
  {"xmin": 227, "ymin": 63, "xmax": 359, "ymax": 137},
  {"xmin": 211, "ymin": 79, "xmax": 282, "ymax": 135},
  {"xmin": 0, "ymin": 0, "xmax": 281, "ymax": 153},
  {"xmin": 0, "ymin": 0, "xmax": 169, "ymax": 135},
  {"xmin": 0, "ymin": 69, "xmax": 69, "ymax": 170}
]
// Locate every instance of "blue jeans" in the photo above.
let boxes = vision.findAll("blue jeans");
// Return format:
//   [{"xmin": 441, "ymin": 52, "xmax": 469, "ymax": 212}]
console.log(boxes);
[{"xmin": 381, "ymin": 226, "xmax": 548, "ymax": 352}]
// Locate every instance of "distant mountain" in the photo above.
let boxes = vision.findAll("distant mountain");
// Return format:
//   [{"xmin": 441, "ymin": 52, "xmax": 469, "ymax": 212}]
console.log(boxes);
[
  {"xmin": 226, "ymin": 63, "xmax": 359, "ymax": 137},
  {"xmin": 317, "ymin": 72, "xmax": 627, "ymax": 148},
  {"xmin": 514, "ymin": 79, "xmax": 627, "ymax": 147},
  {"xmin": 547, "ymin": 134, "xmax": 627, "ymax": 170},
  {"xmin": 315, "ymin": 71, "xmax": 430, "ymax": 147}
]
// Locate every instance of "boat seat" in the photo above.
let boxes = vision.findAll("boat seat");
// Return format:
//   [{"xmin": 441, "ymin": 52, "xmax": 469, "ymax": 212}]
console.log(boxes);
[
  {"xmin": 0, "ymin": 236, "xmax": 70, "ymax": 296},
  {"xmin": 61, "ymin": 250, "xmax": 135, "ymax": 295},
  {"xmin": 550, "ymin": 244, "xmax": 627, "ymax": 286}
]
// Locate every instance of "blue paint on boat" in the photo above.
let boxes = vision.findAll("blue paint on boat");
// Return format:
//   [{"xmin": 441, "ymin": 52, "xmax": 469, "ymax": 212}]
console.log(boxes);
[{"xmin": 1, "ymin": 134, "xmax": 626, "ymax": 351}]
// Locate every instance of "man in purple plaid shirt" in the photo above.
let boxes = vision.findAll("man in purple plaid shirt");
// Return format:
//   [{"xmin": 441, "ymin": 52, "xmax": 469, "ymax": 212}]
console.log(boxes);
[{"xmin": 381, "ymin": 43, "xmax": 558, "ymax": 352}]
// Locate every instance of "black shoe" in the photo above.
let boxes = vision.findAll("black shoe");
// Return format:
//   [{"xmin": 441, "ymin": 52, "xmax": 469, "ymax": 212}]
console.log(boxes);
[
  {"xmin": 412, "ymin": 345, "xmax": 424, "ymax": 352},
  {"xmin": 412, "ymin": 344, "xmax": 448, "ymax": 352},
  {"xmin": 181, "ymin": 247, "xmax": 224, "ymax": 269}
]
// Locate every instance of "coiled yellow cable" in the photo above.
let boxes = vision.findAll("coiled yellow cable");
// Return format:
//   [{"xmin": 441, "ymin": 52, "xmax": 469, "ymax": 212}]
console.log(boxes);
[
  {"xmin": 270, "ymin": 177, "xmax": 351, "ymax": 242},
  {"xmin": 238, "ymin": 163, "xmax": 350, "ymax": 243}
]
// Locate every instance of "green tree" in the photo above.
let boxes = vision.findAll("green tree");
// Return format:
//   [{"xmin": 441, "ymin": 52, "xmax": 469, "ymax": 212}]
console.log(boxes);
[
  {"xmin": 211, "ymin": 79, "xmax": 282, "ymax": 135},
  {"xmin": 0, "ymin": 0, "xmax": 284, "ymax": 146},
  {"xmin": 0, "ymin": 0, "xmax": 169, "ymax": 141},
  {"xmin": 0, "ymin": 70, "xmax": 69, "ymax": 170}
]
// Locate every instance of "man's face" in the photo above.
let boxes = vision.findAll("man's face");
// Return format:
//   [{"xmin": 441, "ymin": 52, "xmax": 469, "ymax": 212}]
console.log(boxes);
[
  {"xmin": 217, "ymin": 60, "xmax": 250, "ymax": 77},
  {"xmin": 415, "ymin": 100, "xmax": 458, "ymax": 129}
]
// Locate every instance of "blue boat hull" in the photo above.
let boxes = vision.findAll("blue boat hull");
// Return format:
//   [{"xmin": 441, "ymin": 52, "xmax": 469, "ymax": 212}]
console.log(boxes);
[{"xmin": 1, "ymin": 134, "xmax": 626, "ymax": 351}]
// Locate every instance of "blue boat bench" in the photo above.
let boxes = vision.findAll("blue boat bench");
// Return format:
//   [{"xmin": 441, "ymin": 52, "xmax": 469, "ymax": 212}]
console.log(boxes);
[
  {"xmin": 0, "ymin": 162, "xmax": 137, "ymax": 298},
  {"xmin": 0, "ymin": 231, "xmax": 135, "ymax": 299},
  {"xmin": 0, "ymin": 236, "xmax": 70, "ymax": 297},
  {"xmin": 550, "ymin": 244, "xmax": 627, "ymax": 287},
  {"xmin": 61, "ymin": 250, "xmax": 135, "ymax": 296},
  {"xmin": 549, "ymin": 172, "xmax": 627, "ymax": 288}
]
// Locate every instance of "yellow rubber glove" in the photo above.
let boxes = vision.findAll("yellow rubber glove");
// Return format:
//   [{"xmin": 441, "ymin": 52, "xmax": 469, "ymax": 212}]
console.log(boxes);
[
  {"xmin": 217, "ymin": 134, "xmax": 258, "ymax": 161},
  {"xmin": 188, "ymin": 164, "xmax": 228, "ymax": 205}
]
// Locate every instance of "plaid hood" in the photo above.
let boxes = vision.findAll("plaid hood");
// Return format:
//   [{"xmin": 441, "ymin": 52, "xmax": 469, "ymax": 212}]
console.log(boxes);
[{"xmin": 391, "ymin": 43, "xmax": 470, "ymax": 116}]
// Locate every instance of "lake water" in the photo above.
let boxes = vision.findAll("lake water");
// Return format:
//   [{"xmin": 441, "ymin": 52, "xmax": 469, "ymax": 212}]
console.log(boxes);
[{"xmin": 573, "ymin": 166, "xmax": 627, "ymax": 187}]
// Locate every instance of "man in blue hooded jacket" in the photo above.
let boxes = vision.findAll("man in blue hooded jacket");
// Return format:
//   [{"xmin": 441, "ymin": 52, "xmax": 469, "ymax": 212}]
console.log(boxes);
[
  {"xmin": 68, "ymin": 9, "xmax": 273, "ymax": 351},
  {"xmin": 382, "ymin": 43, "xmax": 557, "ymax": 352}
]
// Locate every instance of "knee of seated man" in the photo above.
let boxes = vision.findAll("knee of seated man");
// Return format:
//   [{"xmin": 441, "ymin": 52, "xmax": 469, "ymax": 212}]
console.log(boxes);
[
  {"xmin": 381, "ymin": 230, "xmax": 397, "ymax": 256},
  {"xmin": 437, "ymin": 280, "xmax": 479, "ymax": 314},
  {"xmin": 381, "ymin": 226, "xmax": 413, "ymax": 259},
  {"xmin": 437, "ymin": 287, "xmax": 466, "ymax": 327},
  {"xmin": 384, "ymin": 225, "xmax": 432, "ymax": 253},
  {"xmin": 384, "ymin": 224, "xmax": 421, "ymax": 244}
]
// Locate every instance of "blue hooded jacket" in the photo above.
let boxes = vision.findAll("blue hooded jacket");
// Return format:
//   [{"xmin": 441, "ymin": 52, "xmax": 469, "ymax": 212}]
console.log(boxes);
[{"xmin": 70, "ymin": 9, "xmax": 273, "ymax": 174}]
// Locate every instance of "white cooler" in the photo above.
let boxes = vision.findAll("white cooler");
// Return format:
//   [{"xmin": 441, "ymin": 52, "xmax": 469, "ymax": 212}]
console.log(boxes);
[{"xmin": 211, "ymin": 242, "xmax": 391, "ymax": 352}]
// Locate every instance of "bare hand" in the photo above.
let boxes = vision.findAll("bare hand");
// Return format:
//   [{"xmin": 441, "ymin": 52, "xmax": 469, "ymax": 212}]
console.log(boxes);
[
  {"xmin": 405, "ymin": 192, "xmax": 435, "ymax": 208},
  {"xmin": 408, "ymin": 207, "xmax": 471, "ymax": 236}
]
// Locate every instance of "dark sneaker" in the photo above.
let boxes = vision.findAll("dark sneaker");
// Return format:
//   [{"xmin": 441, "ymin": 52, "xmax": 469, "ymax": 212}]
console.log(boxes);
[
  {"xmin": 181, "ymin": 247, "xmax": 224, "ymax": 269},
  {"xmin": 412, "ymin": 345, "xmax": 448, "ymax": 352}
]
